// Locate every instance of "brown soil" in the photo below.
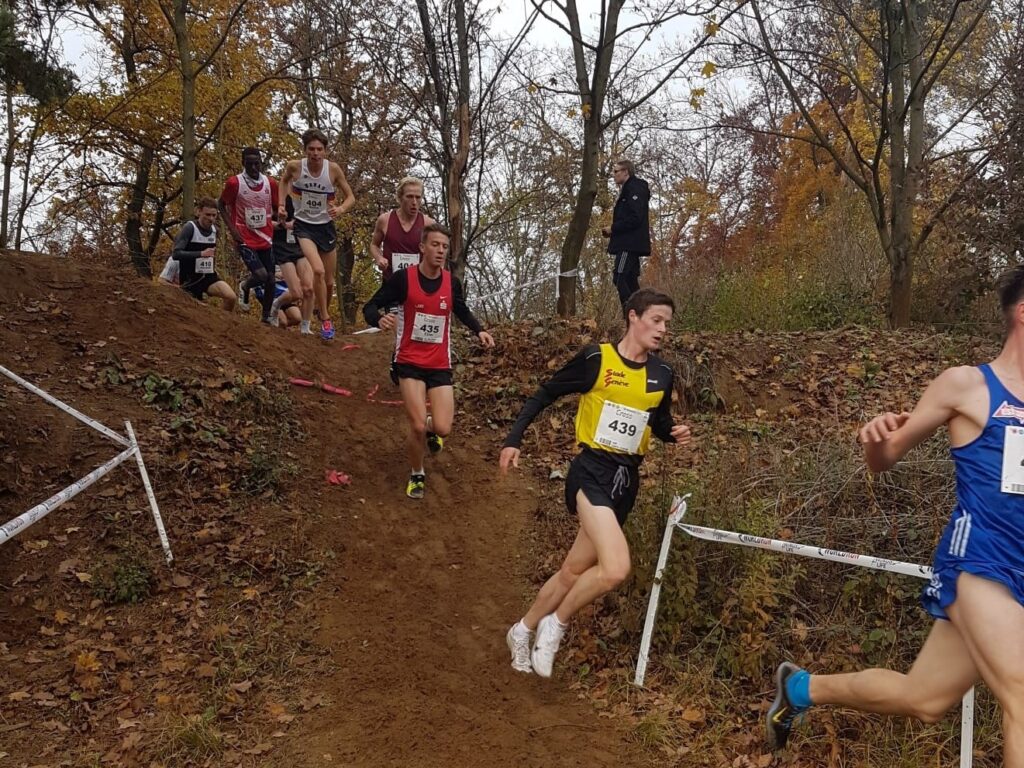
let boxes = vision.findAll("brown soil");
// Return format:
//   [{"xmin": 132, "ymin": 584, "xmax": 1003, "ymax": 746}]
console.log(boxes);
[{"xmin": 0, "ymin": 251, "xmax": 653, "ymax": 767}]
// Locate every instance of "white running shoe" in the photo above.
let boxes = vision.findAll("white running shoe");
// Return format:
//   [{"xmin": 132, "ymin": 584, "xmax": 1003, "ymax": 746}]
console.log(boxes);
[
  {"xmin": 300, "ymin": 320, "xmax": 312, "ymax": 335},
  {"xmin": 506, "ymin": 624, "xmax": 533, "ymax": 674},
  {"xmin": 237, "ymin": 280, "xmax": 250, "ymax": 312},
  {"xmin": 531, "ymin": 614, "xmax": 565, "ymax": 679}
]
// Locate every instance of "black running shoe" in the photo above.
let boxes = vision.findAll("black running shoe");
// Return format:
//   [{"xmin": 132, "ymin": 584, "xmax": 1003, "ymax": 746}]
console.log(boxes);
[
  {"xmin": 426, "ymin": 431, "xmax": 444, "ymax": 455},
  {"xmin": 766, "ymin": 662, "xmax": 808, "ymax": 750}
]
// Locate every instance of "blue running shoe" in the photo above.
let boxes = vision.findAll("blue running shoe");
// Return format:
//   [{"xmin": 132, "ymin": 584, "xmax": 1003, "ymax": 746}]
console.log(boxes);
[{"xmin": 766, "ymin": 662, "xmax": 809, "ymax": 750}]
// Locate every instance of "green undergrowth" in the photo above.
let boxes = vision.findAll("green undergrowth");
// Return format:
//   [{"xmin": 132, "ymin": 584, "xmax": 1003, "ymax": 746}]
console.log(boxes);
[{"xmin": 608, "ymin": 423, "xmax": 1002, "ymax": 767}]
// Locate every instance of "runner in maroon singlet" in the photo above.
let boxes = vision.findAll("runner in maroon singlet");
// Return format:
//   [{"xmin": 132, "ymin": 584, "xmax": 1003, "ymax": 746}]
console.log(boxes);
[{"xmin": 370, "ymin": 176, "xmax": 436, "ymax": 283}]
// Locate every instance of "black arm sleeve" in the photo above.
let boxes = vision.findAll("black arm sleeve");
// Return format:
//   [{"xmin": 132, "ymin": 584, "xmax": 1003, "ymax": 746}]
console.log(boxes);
[
  {"xmin": 502, "ymin": 345, "xmax": 601, "ymax": 449},
  {"xmin": 171, "ymin": 223, "xmax": 196, "ymax": 262},
  {"xmin": 451, "ymin": 277, "xmax": 483, "ymax": 334},
  {"xmin": 649, "ymin": 371, "xmax": 677, "ymax": 444},
  {"xmin": 362, "ymin": 270, "xmax": 408, "ymax": 327}
]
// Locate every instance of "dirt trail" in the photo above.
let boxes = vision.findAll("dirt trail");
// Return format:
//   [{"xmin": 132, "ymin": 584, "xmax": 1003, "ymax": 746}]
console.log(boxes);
[{"xmin": 0, "ymin": 252, "xmax": 652, "ymax": 767}]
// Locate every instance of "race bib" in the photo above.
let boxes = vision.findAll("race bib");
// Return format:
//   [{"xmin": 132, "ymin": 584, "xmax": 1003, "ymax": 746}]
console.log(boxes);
[
  {"xmin": 593, "ymin": 400, "xmax": 648, "ymax": 453},
  {"xmin": 286, "ymin": 230, "xmax": 296, "ymax": 244},
  {"xmin": 411, "ymin": 312, "xmax": 445, "ymax": 344},
  {"xmin": 195, "ymin": 256, "xmax": 214, "ymax": 275},
  {"xmin": 391, "ymin": 252, "xmax": 419, "ymax": 271},
  {"xmin": 1001, "ymin": 425, "xmax": 1024, "ymax": 494},
  {"xmin": 300, "ymin": 191, "xmax": 325, "ymax": 215},
  {"xmin": 245, "ymin": 207, "xmax": 267, "ymax": 229}
]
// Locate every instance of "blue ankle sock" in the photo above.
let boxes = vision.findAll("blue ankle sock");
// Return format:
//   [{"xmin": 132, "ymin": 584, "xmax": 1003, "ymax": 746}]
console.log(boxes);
[{"xmin": 786, "ymin": 669, "xmax": 813, "ymax": 708}]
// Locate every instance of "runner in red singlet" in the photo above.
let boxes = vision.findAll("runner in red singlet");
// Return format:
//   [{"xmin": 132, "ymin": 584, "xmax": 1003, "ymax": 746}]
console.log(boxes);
[{"xmin": 362, "ymin": 223, "xmax": 494, "ymax": 499}]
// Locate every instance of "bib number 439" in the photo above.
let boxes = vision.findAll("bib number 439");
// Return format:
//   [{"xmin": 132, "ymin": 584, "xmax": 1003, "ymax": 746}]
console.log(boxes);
[{"xmin": 594, "ymin": 401, "xmax": 647, "ymax": 453}]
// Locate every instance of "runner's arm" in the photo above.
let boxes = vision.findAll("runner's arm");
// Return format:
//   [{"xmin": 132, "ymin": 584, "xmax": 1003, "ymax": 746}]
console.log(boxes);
[
  {"xmin": 217, "ymin": 178, "xmax": 243, "ymax": 243},
  {"xmin": 860, "ymin": 365, "xmax": 972, "ymax": 472},
  {"xmin": 502, "ymin": 346, "xmax": 601, "ymax": 449},
  {"xmin": 369, "ymin": 213, "xmax": 388, "ymax": 267},
  {"xmin": 451, "ymin": 276, "xmax": 484, "ymax": 334},
  {"xmin": 362, "ymin": 270, "xmax": 408, "ymax": 327},
  {"xmin": 330, "ymin": 163, "xmax": 356, "ymax": 217},
  {"xmin": 278, "ymin": 161, "xmax": 296, "ymax": 218},
  {"xmin": 171, "ymin": 223, "xmax": 198, "ymax": 262},
  {"xmin": 649, "ymin": 372, "xmax": 677, "ymax": 443}
]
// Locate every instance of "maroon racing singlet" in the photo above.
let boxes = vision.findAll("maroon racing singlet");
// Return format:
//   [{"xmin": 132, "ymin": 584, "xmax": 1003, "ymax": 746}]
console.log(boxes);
[{"xmin": 382, "ymin": 210, "xmax": 424, "ymax": 280}]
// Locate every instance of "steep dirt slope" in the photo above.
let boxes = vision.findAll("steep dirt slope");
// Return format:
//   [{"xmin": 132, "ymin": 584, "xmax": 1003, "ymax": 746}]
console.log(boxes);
[{"xmin": 0, "ymin": 251, "xmax": 652, "ymax": 767}]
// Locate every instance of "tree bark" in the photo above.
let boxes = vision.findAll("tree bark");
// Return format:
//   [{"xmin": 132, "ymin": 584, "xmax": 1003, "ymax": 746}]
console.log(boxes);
[
  {"xmin": 1, "ymin": 89, "xmax": 14, "ymax": 249},
  {"xmin": 171, "ymin": 0, "xmax": 197, "ymax": 216},
  {"xmin": 126, "ymin": 146, "xmax": 155, "ymax": 277},
  {"xmin": 554, "ymin": 0, "xmax": 624, "ymax": 317}
]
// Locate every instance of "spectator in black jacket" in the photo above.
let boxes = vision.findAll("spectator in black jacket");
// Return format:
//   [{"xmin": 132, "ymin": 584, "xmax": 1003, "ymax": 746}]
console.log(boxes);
[{"xmin": 602, "ymin": 159, "xmax": 651, "ymax": 309}]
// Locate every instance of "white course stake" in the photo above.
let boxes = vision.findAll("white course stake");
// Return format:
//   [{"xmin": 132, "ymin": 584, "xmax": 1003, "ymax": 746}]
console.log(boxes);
[
  {"xmin": 635, "ymin": 495, "xmax": 974, "ymax": 768},
  {"xmin": 126, "ymin": 420, "xmax": 173, "ymax": 564}
]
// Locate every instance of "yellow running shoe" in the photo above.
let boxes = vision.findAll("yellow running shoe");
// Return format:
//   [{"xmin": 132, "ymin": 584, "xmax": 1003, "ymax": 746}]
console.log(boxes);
[{"xmin": 406, "ymin": 472, "xmax": 426, "ymax": 499}]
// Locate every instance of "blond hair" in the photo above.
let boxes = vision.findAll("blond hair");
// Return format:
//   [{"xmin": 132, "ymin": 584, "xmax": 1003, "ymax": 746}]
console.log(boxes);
[{"xmin": 396, "ymin": 176, "xmax": 425, "ymax": 202}]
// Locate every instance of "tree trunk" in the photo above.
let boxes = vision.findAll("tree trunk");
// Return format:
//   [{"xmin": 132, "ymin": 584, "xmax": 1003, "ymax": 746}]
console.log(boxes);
[
  {"xmin": 447, "ymin": 0, "xmax": 471, "ymax": 282},
  {"xmin": 172, "ymin": 0, "xmax": 197, "ymax": 216},
  {"xmin": 885, "ymin": 0, "xmax": 912, "ymax": 328},
  {"xmin": 1, "ymin": 89, "xmax": 15, "ymax": 249},
  {"xmin": 557, "ymin": 120, "xmax": 601, "ymax": 317},
  {"xmin": 554, "ymin": 0, "xmax": 624, "ymax": 317},
  {"xmin": 127, "ymin": 146, "xmax": 155, "ymax": 277},
  {"xmin": 338, "ymin": 235, "xmax": 356, "ymax": 324}
]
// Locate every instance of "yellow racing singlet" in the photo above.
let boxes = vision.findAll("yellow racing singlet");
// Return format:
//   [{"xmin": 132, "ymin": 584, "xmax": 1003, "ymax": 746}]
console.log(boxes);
[{"xmin": 574, "ymin": 344, "xmax": 668, "ymax": 456}]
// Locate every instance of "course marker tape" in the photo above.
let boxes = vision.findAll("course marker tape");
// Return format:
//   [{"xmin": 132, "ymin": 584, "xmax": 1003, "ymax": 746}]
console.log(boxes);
[
  {"xmin": 0, "ymin": 366, "xmax": 173, "ymax": 563},
  {"xmin": 634, "ymin": 495, "xmax": 973, "ymax": 768}
]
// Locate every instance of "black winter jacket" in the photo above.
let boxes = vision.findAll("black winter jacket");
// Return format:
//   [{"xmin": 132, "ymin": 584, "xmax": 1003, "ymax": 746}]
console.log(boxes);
[{"xmin": 607, "ymin": 174, "xmax": 650, "ymax": 255}]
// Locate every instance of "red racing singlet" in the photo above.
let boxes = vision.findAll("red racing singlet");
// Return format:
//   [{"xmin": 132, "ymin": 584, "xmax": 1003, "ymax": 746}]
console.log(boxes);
[
  {"xmin": 382, "ymin": 211, "xmax": 424, "ymax": 280},
  {"xmin": 230, "ymin": 174, "xmax": 275, "ymax": 249},
  {"xmin": 395, "ymin": 268, "xmax": 453, "ymax": 370}
]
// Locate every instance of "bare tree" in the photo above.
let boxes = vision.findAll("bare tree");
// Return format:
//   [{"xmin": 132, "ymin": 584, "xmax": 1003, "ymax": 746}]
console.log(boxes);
[
  {"xmin": 730, "ymin": 0, "xmax": 996, "ymax": 326},
  {"xmin": 529, "ymin": 0, "xmax": 736, "ymax": 316}
]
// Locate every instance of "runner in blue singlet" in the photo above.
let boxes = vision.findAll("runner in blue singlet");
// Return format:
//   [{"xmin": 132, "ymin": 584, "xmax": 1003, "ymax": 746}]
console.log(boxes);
[{"xmin": 765, "ymin": 266, "xmax": 1024, "ymax": 766}]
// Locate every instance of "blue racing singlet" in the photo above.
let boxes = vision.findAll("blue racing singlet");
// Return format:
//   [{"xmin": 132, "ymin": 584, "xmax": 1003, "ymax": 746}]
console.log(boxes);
[{"xmin": 923, "ymin": 364, "xmax": 1024, "ymax": 618}]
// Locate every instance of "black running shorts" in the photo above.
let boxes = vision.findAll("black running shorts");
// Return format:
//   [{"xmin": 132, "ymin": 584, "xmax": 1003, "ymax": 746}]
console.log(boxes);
[
  {"xmin": 238, "ymin": 245, "xmax": 275, "ymax": 277},
  {"xmin": 392, "ymin": 362, "xmax": 453, "ymax": 390},
  {"xmin": 181, "ymin": 273, "xmax": 222, "ymax": 300},
  {"xmin": 564, "ymin": 449, "xmax": 640, "ymax": 527},
  {"xmin": 293, "ymin": 220, "xmax": 337, "ymax": 254},
  {"xmin": 274, "ymin": 240, "xmax": 304, "ymax": 266}
]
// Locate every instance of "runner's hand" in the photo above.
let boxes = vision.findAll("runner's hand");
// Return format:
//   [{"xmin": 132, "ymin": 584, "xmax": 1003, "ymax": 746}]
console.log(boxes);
[
  {"xmin": 499, "ymin": 446, "xmax": 520, "ymax": 475},
  {"xmin": 671, "ymin": 423, "xmax": 692, "ymax": 446},
  {"xmin": 601, "ymin": 226, "xmax": 611, "ymax": 238},
  {"xmin": 375, "ymin": 255, "xmax": 389, "ymax": 270},
  {"xmin": 328, "ymin": 203, "xmax": 343, "ymax": 218},
  {"xmin": 201, "ymin": 247, "xmax": 215, "ymax": 258},
  {"xmin": 378, "ymin": 312, "xmax": 397, "ymax": 332},
  {"xmin": 277, "ymin": 205, "xmax": 287, "ymax": 220},
  {"xmin": 478, "ymin": 330, "xmax": 495, "ymax": 349},
  {"xmin": 859, "ymin": 412, "xmax": 910, "ymax": 444}
]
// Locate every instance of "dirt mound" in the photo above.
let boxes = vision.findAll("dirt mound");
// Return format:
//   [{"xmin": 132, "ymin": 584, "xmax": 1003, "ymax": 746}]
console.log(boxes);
[{"xmin": 0, "ymin": 251, "xmax": 652, "ymax": 766}]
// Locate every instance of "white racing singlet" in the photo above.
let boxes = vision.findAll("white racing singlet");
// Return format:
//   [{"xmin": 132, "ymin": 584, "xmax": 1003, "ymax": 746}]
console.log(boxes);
[{"xmin": 292, "ymin": 159, "xmax": 334, "ymax": 225}]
